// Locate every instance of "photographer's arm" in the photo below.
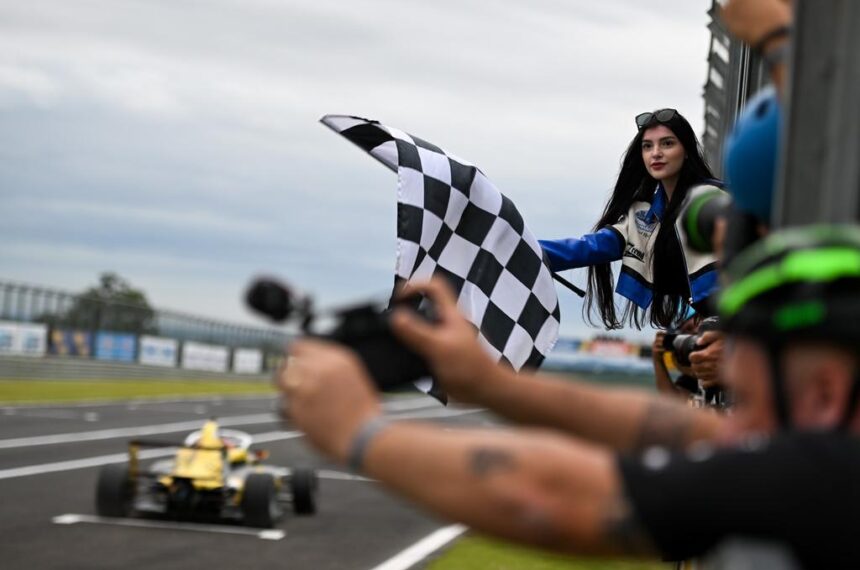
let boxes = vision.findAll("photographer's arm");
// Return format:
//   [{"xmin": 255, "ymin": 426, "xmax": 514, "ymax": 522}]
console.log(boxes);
[
  {"xmin": 363, "ymin": 423, "xmax": 658, "ymax": 557},
  {"xmin": 391, "ymin": 279, "xmax": 723, "ymax": 452},
  {"xmin": 280, "ymin": 341, "xmax": 658, "ymax": 558}
]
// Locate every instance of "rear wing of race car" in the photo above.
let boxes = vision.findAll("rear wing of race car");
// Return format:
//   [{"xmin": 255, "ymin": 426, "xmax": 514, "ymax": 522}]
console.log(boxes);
[{"xmin": 127, "ymin": 439, "xmax": 227, "ymax": 479}]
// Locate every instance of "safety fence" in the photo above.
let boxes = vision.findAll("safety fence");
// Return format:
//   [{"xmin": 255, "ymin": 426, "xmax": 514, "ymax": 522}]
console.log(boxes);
[
  {"xmin": 0, "ymin": 280, "xmax": 291, "ymax": 374},
  {"xmin": 702, "ymin": 0, "xmax": 767, "ymax": 177}
]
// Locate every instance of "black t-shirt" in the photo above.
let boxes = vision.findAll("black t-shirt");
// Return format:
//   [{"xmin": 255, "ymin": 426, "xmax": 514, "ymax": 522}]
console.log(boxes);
[{"xmin": 618, "ymin": 431, "xmax": 860, "ymax": 568}]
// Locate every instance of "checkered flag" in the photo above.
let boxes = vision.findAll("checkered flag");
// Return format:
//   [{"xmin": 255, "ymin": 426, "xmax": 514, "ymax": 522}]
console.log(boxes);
[{"xmin": 321, "ymin": 115, "xmax": 560, "ymax": 371}]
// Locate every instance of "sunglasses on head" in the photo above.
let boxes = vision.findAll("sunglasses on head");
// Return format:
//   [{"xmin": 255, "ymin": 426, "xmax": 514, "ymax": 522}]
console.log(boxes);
[{"xmin": 635, "ymin": 108, "xmax": 678, "ymax": 130}]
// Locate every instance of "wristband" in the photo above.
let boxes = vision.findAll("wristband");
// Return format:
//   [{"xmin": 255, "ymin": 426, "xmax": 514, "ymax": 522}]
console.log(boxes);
[
  {"xmin": 347, "ymin": 416, "xmax": 391, "ymax": 473},
  {"xmin": 752, "ymin": 25, "xmax": 790, "ymax": 55}
]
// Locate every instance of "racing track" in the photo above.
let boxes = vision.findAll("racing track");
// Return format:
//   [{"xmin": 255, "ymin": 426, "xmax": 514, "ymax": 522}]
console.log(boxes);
[{"xmin": 0, "ymin": 394, "xmax": 494, "ymax": 570}]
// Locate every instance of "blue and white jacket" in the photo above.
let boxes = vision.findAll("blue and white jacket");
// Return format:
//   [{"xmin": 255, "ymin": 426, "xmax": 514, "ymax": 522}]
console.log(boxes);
[{"xmin": 539, "ymin": 183, "xmax": 722, "ymax": 310}]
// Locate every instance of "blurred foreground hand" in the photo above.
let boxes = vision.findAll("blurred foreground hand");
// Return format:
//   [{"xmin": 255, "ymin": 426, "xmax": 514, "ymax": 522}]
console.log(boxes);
[
  {"xmin": 279, "ymin": 339, "xmax": 381, "ymax": 463},
  {"xmin": 390, "ymin": 278, "xmax": 499, "ymax": 403}
]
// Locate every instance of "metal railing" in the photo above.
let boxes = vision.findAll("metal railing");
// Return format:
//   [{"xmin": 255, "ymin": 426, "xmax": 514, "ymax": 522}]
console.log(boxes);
[
  {"xmin": 0, "ymin": 279, "xmax": 291, "ymax": 354},
  {"xmin": 702, "ymin": 0, "xmax": 767, "ymax": 177}
]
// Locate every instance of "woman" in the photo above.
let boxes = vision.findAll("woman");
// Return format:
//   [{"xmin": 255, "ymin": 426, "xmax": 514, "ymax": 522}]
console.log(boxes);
[{"xmin": 540, "ymin": 109, "xmax": 721, "ymax": 330}]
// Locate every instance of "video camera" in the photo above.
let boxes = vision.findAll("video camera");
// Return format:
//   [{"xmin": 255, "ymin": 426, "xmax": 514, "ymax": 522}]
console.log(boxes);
[
  {"xmin": 244, "ymin": 278, "xmax": 435, "ymax": 391},
  {"xmin": 663, "ymin": 316, "xmax": 720, "ymax": 367}
]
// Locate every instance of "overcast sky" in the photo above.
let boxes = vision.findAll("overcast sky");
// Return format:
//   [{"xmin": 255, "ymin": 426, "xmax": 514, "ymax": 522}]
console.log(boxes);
[{"xmin": 1, "ymin": 0, "xmax": 713, "ymax": 339}]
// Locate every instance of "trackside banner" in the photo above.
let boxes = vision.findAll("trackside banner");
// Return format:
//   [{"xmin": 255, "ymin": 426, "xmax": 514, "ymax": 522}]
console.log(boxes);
[
  {"xmin": 0, "ymin": 321, "xmax": 47, "ymax": 356},
  {"xmin": 139, "ymin": 335, "xmax": 178, "ymax": 367},
  {"xmin": 182, "ymin": 341, "xmax": 229, "ymax": 373},
  {"xmin": 94, "ymin": 331, "xmax": 137, "ymax": 362},
  {"xmin": 233, "ymin": 348, "xmax": 263, "ymax": 374}
]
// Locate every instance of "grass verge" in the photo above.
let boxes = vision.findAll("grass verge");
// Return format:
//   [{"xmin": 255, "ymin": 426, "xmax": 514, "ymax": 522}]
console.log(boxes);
[
  {"xmin": 0, "ymin": 379, "xmax": 275, "ymax": 404},
  {"xmin": 425, "ymin": 536, "xmax": 670, "ymax": 570}
]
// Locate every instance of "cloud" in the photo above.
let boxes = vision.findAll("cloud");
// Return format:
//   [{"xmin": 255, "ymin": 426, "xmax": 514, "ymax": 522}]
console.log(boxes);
[{"xmin": 0, "ymin": 0, "xmax": 713, "ymax": 337}]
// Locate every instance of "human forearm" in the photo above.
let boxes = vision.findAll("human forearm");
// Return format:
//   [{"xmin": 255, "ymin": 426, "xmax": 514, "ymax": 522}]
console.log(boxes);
[
  {"xmin": 468, "ymin": 366, "xmax": 721, "ymax": 452},
  {"xmin": 539, "ymin": 228, "xmax": 624, "ymax": 271},
  {"xmin": 389, "ymin": 279, "xmax": 722, "ymax": 451},
  {"xmin": 279, "ymin": 338, "xmax": 661, "ymax": 558},
  {"xmin": 362, "ymin": 423, "xmax": 643, "ymax": 555}
]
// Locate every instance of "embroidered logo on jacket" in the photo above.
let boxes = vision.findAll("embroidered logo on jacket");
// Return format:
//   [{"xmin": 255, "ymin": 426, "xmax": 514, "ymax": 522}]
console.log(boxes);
[
  {"xmin": 624, "ymin": 243, "xmax": 645, "ymax": 262},
  {"xmin": 634, "ymin": 210, "xmax": 658, "ymax": 236}
]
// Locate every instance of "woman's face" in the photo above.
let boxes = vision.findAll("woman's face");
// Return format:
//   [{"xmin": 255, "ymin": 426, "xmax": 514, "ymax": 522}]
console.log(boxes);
[{"xmin": 641, "ymin": 125, "xmax": 685, "ymax": 183}]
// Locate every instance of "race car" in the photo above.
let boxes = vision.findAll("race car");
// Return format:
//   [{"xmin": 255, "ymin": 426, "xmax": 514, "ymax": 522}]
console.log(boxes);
[{"xmin": 95, "ymin": 419, "xmax": 317, "ymax": 528}]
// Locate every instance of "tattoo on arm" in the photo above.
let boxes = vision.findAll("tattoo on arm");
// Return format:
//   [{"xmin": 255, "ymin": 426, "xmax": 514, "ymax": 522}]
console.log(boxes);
[
  {"xmin": 633, "ymin": 400, "xmax": 693, "ymax": 451},
  {"xmin": 601, "ymin": 495, "xmax": 657, "ymax": 556},
  {"xmin": 469, "ymin": 448, "xmax": 517, "ymax": 477}
]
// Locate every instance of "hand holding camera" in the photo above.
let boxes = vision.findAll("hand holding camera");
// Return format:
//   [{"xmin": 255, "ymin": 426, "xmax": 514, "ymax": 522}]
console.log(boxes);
[
  {"xmin": 662, "ymin": 316, "xmax": 720, "ymax": 368},
  {"xmin": 690, "ymin": 331, "xmax": 725, "ymax": 389},
  {"xmin": 389, "ymin": 279, "xmax": 499, "ymax": 405},
  {"xmin": 245, "ymin": 277, "xmax": 437, "ymax": 391}
]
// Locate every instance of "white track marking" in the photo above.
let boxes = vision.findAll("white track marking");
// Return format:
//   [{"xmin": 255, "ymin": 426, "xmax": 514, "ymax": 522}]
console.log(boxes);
[
  {"xmin": 1, "ymin": 409, "xmax": 90, "ymax": 421},
  {"xmin": 367, "ymin": 525, "xmax": 467, "ymax": 570},
  {"xmin": 0, "ymin": 398, "xmax": 446, "ymax": 450},
  {"xmin": 317, "ymin": 469, "xmax": 373, "ymax": 482},
  {"xmin": 0, "ymin": 393, "xmax": 273, "ymax": 410},
  {"xmin": 0, "ymin": 406, "xmax": 480, "ymax": 481},
  {"xmin": 51, "ymin": 514, "xmax": 285, "ymax": 540},
  {"xmin": 381, "ymin": 398, "xmax": 440, "ymax": 412},
  {"xmin": 0, "ymin": 413, "xmax": 280, "ymax": 450},
  {"xmin": 0, "ymin": 448, "xmax": 178, "ymax": 480},
  {"xmin": 395, "ymin": 408, "xmax": 481, "ymax": 421}
]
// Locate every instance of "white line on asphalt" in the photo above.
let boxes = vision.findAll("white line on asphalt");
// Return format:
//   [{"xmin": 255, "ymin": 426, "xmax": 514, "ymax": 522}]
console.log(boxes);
[
  {"xmin": 317, "ymin": 469, "xmax": 373, "ymax": 482},
  {"xmin": 51, "ymin": 513, "xmax": 286, "ymax": 540},
  {"xmin": 0, "ymin": 393, "xmax": 273, "ymax": 410},
  {"xmin": 0, "ymin": 398, "xmax": 441, "ymax": 450},
  {"xmin": 0, "ymin": 448, "xmax": 177, "ymax": 480},
  {"xmin": 381, "ymin": 398, "xmax": 441, "ymax": 412},
  {"xmin": 396, "ymin": 407, "xmax": 482, "ymax": 421},
  {"xmin": 0, "ymin": 409, "xmax": 91, "ymax": 421},
  {"xmin": 367, "ymin": 525, "xmax": 467, "ymax": 570},
  {"xmin": 0, "ymin": 413, "xmax": 280, "ymax": 450},
  {"xmin": 0, "ymin": 406, "xmax": 480, "ymax": 481}
]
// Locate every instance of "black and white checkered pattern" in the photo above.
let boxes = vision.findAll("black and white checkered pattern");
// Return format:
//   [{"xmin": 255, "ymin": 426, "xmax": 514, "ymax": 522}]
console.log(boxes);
[{"xmin": 321, "ymin": 115, "xmax": 560, "ymax": 371}]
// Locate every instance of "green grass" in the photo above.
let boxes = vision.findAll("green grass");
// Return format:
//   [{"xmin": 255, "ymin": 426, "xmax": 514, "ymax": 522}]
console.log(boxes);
[
  {"xmin": 425, "ymin": 536, "xmax": 670, "ymax": 570},
  {"xmin": 0, "ymin": 379, "xmax": 275, "ymax": 404}
]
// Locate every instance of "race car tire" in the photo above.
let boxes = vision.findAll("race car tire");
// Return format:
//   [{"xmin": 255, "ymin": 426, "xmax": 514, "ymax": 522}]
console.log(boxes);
[
  {"xmin": 290, "ymin": 467, "xmax": 317, "ymax": 515},
  {"xmin": 241, "ymin": 473, "xmax": 279, "ymax": 528},
  {"xmin": 96, "ymin": 464, "xmax": 133, "ymax": 518}
]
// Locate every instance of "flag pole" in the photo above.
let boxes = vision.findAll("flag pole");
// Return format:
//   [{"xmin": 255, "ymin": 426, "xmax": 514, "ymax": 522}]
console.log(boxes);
[{"xmin": 551, "ymin": 273, "xmax": 585, "ymax": 298}]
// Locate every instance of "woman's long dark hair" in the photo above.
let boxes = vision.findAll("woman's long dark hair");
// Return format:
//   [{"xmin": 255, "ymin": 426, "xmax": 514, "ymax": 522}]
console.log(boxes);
[{"xmin": 585, "ymin": 111, "xmax": 714, "ymax": 330}]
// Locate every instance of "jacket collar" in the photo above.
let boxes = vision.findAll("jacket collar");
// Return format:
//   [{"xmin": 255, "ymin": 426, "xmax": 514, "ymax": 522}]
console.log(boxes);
[{"xmin": 645, "ymin": 183, "xmax": 668, "ymax": 223}]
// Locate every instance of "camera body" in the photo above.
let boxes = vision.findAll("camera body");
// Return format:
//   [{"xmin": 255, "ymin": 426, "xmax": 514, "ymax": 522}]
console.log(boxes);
[
  {"xmin": 663, "ymin": 316, "xmax": 720, "ymax": 367},
  {"xmin": 245, "ymin": 278, "xmax": 435, "ymax": 391},
  {"xmin": 322, "ymin": 300, "xmax": 434, "ymax": 391}
]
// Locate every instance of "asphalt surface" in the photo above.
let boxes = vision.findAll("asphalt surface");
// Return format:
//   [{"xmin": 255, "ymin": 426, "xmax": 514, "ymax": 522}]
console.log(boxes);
[{"xmin": 0, "ymin": 394, "xmax": 494, "ymax": 570}]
